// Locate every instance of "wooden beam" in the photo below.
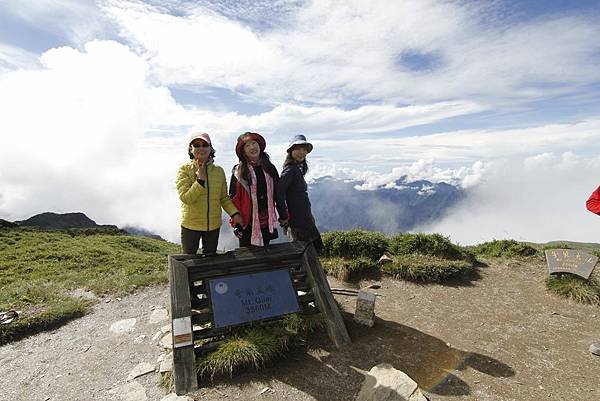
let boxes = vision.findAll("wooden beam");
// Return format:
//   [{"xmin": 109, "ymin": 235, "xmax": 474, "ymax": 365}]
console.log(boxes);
[
  {"xmin": 168, "ymin": 256, "xmax": 198, "ymax": 395},
  {"xmin": 301, "ymin": 243, "xmax": 351, "ymax": 348}
]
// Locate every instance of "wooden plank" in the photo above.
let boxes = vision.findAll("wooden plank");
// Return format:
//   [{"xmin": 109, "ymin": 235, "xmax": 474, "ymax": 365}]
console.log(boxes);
[
  {"xmin": 301, "ymin": 243, "xmax": 351, "ymax": 348},
  {"xmin": 183, "ymin": 242, "xmax": 305, "ymax": 270},
  {"xmin": 168, "ymin": 256, "xmax": 198, "ymax": 395},
  {"xmin": 188, "ymin": 261, "xmax": 302, "ymax": 282},
  {"xmin": 191, "ymin": 312, "xmax": 212, "ymax": 326}
]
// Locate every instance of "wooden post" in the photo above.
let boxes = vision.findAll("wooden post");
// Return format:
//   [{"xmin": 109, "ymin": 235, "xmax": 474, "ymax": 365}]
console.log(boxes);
[
  {"xmin": 168, "ymin": 257, "xmax": 198, "ymax": 395},
  {"xmin": 301, "ymin": 243, "xmax": 351, "ymax": 348}
]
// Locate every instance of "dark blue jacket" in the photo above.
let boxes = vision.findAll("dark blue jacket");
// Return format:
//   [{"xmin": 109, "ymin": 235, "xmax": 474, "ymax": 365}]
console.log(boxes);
[{"xmin": 276, "ymin": 163, "xmax": 312, "ymax": 228}]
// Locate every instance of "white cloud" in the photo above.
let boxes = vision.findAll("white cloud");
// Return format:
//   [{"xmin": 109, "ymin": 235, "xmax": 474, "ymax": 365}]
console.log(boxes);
[
  {"xmin": 0, "ymin": 40, "xmax": 188, "ymax": 241},
  {"xmin": 0, "ymin": 43, "xmax": 40, "ymax": 73},
  {"xmin": 101, "ymin": 0, "xmax": 600, "ymax": 105},
  {"xmin": 421, "ymin": 153, "xmax": 600, "ymax": 245},
  {"xmin": 1, "ymin": 0, "xmax": 113, "ymax": 46}
]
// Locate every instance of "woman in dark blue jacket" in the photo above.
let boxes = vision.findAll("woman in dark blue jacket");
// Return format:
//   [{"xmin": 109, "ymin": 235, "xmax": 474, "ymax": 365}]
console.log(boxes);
[{"xmin": 276, "ymin": 134, "xmax": 323, "ymax": 252}]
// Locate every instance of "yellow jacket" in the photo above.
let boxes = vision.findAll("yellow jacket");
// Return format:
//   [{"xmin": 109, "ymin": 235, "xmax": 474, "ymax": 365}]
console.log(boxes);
[{"xmin": 176, "ymin": 161, "xmax": 238, "ymax": 231}]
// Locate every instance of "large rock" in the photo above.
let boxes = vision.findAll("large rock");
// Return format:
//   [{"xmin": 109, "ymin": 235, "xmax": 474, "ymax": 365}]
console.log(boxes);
[
  {"xmin": 160, "ymin": 393, "xmax": 194, "ymax": 401},
  {"xmin": 356, "ymin": 363, "xmax": 428, "ymax": 401},
  {"xmin": 159, "ymin": 333, "xmax": 173, "ymax": 349},
  {"xmin": 110, "ymin": 318, "xmax": 137, "ymax": 334},
  {"xmin": 149, "ymin": 308, "xmax": 169, "ymax": 324},
  {"xmin": 126, "ymin": 362, "xmax": 155, "ymax": 381},
  {"xmin": 109, "ymin": 381, "xmax": 147, "ymax": 401},
  {"xmin": 159, "ymin": 352, "xmax": 173, "ymax": 373}
]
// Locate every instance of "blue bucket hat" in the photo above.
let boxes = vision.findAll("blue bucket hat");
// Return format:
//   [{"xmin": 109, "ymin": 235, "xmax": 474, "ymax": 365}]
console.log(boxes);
[{"xmin": 287, "ymin": 134, "xmax": 313, "ymax": 153}]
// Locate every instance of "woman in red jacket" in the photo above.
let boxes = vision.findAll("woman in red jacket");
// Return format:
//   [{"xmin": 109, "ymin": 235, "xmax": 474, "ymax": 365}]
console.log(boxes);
[
  {"xmin": 229, "ymin": 132, "xmax": 280, "ymax": 247},
  {"xmin": 586, "ymin": 186, "xmax": 600, "ymax": 215}
]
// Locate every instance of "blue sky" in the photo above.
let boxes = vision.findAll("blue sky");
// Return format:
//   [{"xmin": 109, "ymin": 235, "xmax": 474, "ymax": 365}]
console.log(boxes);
[{"xmin": 1, "ymin": 0, "xmax": 599, "ymax": 244}]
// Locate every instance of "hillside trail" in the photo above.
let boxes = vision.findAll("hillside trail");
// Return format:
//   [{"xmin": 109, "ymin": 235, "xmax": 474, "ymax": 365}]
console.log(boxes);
[{"xmin": 1, "ymin": 259, "xmax": 599, "ymax": 401}]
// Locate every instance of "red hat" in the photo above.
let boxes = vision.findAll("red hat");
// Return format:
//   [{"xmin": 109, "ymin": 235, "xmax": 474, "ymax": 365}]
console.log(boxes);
[{"xmin": 235, "ymin": 132, "xmax": 266, "ymax": 160}]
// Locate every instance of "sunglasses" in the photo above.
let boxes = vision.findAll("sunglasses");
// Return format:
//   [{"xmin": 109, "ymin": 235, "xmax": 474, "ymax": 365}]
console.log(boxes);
[{"xmin": 192, "ymin": 142, "xmax": 210, "ymax": 148}]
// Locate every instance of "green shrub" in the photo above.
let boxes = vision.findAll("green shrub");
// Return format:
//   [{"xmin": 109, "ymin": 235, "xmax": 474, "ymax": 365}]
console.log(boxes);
[
  {"xmin": 541, "ymin": 242, "xmax": 573, "ymax": 251},
  {"xmin": 322, "ymin": 230, "xmax": 389, "ymax": 260},
  {"xmin": 382, "ymin": 254, "xmax": 474, "ymax": 282},
  {"xmin": 0, "ymin": 227, "xmax": 180, "ymax": 344},
  {"xmin": 0, "ymin": 297, "xmax": 89, "ymax": 344},
  {"xmin": 471, "ymin": 239, "xmax": 538, "ymax": 258},
  {"xmin": 546, "ymin": 274, "xmax": 600, "ymax": 305},
  {"xmin": 321, "ymin": 257, "xmax": 378, "ymax": 281},
  {"xmin": 389, "ymin": 233, "xmax": 471, "ymax": 261},
  {"xmin": 197, "ymin": 313, "xmax": 323, "ymax": 378}
]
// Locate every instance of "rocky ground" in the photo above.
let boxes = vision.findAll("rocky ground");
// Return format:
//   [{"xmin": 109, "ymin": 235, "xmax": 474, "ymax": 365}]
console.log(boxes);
[{"xmin": 1, "ymin": 258, "xmax": 599, "ymax": 401}]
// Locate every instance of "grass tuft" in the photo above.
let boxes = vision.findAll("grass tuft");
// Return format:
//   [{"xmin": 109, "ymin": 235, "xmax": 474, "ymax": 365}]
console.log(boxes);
[
  {"xmin": 471, "ymin": 239, "xmax": 538, "ymax": 258},
  {"xmin": 321, "ymin": 230, "xmax": 389, "ymax": 260},
  {"xmin": 0, "ymin": 296, "xmax": 89, "ymax": 344},
  {"xmin": 546, "ymin": 274, "xmax": 600, "ymax": 304},
  {"xmin": 0, "ymin": 227, "xmax": 179, "ymax": 344},
  {"xmin": 197, "ymin": 313, "xmax": 324, "ymax": 379},
  {"xmin": 541, "ymin": 242, "xmax": 573, "ymax": 251},
  {"xmin": 389, "ymin": 233, "xmax": 474, "ymax": 262},
  {"xmin": 381, "ymin": 254, "xmax": 474, "ymax": 282},
  {"xmin": 321, "ymin": 257, "xmax": 378, "ymax": 281}
]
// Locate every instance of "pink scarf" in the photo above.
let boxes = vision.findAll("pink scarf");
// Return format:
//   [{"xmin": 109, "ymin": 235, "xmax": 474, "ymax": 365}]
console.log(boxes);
[{"xmin": 248, "ymin": 165, "xmax": 278, "ymax": 246}]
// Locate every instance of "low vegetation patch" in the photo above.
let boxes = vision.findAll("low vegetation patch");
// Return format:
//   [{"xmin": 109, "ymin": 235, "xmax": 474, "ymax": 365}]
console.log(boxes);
[
  {"xmin": 322, "ymin": 229, "xmax": 389, "ymax": 260},
  {"xmin": 321, "ymin": 257, "xmax": 378, "ymax": 281},
  {"xmin": 546, "ymin": 274, "xmax": 600, "ymax": 305},
  {"xmin": 197, "ymin": 313, "xmax": 324, "ymax": 379},
  {"xmin": 389, "ymin": 233, "xmax": 474, "ymax": 262},
  {"xmin": 541, "ymin": 242, "xmax": 573, "ymax": 250},
  {"xmin": 381, "ymin": 254, "xmax": 474, "ymax": 282},
  {"xmin": 0, "ymin": 227, "xmax": 179, "ymax": 344},
  {"xmin": 471, "ymin": 239, "xmax": 538, "ymax": 259}
]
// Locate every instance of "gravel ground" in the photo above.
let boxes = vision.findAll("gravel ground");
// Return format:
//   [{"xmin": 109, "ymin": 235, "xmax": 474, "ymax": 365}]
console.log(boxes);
[
  {"xmin": 0, "ymin": 287, "xmax": 172, "ymax": 401},
  {"xmin": 1, "ymin": 258, "xmax": 599, "ymax": 401}
]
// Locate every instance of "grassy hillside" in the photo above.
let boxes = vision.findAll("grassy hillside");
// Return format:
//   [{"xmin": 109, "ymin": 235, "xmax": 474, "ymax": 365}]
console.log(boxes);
[{"xmin": 0, "ymin": 227, "xmax": 179, "ymax": 344}]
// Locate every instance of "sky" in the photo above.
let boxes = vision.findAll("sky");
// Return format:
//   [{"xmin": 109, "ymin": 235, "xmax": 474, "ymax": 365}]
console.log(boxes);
[{"xmin": 0, "ymin": 0, "xmax": 599, "ymax": 246}]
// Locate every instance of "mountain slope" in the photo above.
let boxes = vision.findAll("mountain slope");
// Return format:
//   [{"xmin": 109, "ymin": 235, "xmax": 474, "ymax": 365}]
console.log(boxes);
[{"xmin": 309, "ymin": 176, "xmax": 463, "ymax": 233}]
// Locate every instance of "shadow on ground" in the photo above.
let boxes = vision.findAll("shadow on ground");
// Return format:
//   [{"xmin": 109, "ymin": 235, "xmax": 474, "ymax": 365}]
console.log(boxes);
[{"xmin": 198, "ymin": 313, "xmax": 514, "ymax": 400}]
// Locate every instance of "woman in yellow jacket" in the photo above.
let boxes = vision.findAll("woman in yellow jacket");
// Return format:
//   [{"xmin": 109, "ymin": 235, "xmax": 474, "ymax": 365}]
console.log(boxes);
[{"xmin": 176, "ymin": 132, "xmax": 243, "ymax": 255}]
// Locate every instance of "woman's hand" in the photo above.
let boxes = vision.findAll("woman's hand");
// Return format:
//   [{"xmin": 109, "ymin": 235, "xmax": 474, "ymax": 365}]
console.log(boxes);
[
  {"xmin": 232, "ymin": 213, "xmax": 244, "ymax": 227},
  {"xmin": 195, "ymin": 159, "xmax": 207, "ymax": 181}
]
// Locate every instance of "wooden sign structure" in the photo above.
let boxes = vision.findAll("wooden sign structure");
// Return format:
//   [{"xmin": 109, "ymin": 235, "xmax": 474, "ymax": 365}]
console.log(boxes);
[
  {"xmin": 544, "ymin": 249, "xmax": 598, "ymax": 280},
  {"xmin": 168, "ymin": 241, "xmax": 351, "ymax": 395}
]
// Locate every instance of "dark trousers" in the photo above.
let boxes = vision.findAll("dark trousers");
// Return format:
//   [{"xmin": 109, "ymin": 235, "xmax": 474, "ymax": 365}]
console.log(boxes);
[
  {"xmin": 289, "ymin": 223, "xmax": 324, "ymax": 253},
  {"xmin": 239, "ymin": 225, "xmax": 273, "ymax": 247},
  {"xmin": 181, "ymin": 226, "xmax": 220, "ymax": 255}
]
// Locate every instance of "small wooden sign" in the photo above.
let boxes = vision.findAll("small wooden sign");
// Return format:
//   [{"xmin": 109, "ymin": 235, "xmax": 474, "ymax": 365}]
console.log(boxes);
[
  {"xmin": 354, "ymin": 290, "xmax": 376, "ymax": 327},
  {"xmin": 545, "ymin": 249, "xmax": 598, "ymax": 279},
  {"xmin": 208, "ymin": 268, "xmax": 300, "ymax": 328},
  {"xmin": 172, "ymin": 316, "xmax": 193, "ymax": 348}
]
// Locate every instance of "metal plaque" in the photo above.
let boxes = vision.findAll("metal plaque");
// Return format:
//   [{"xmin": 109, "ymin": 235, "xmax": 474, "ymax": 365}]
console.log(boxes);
[
  {"xmin": 545, "ymin": 249, "xmax": 598, "ymax": 279},
  {"xmin": 208, "ymin": 268, "xmax": 300, "ymax": 328},
  {"xmin": 172, "ymin": 316, "xmax": 193, "ymax": 348}
]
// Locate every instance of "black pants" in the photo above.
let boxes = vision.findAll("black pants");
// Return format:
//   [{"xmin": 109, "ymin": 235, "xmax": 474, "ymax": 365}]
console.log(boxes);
[
  {"xmin": 239, "ymin": 225, "xmax": 274, "ymax": 247},
  {"xmin": 181, "ymin": 226, "xmax": 220, "ymax": 255},
  {"xmin": 290, "ymin": 223, "xmax": 324, "ymax": 253}
]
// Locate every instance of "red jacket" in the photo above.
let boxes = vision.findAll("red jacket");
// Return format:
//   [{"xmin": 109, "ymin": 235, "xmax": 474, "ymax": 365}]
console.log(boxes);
[
  {"xmin": 586, "ymin": 186, "xmax": 600, "ymax": 215},
  {"xmin": 229, "ymin": 180, "xmax": 252, "ymax": 228}
]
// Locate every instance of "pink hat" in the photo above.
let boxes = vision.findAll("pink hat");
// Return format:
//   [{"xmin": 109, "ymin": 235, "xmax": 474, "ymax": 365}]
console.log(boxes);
[{"xmin": 189, "ymin": 132, "xmax": 212, "ymax": 146}]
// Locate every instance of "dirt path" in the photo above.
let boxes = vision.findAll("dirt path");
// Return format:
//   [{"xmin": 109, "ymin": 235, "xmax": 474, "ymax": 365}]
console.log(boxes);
[
  {"xmin": 0, "ymin": 287, "xmax": 172, "ymax": 401},
  {"xmin": 1, "ymin": 259, "xmax": 599, "ymax": 401}
]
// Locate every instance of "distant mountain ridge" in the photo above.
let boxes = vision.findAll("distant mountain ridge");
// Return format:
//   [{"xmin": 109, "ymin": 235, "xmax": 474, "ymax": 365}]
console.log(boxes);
[
  {"xmin": 16, "ymin": 212, "xmax": 114, "ymax": 229},
  {"xmin": 11, "ymin": 212, "xmax": 164, "ymax": 240},
  {"xmin": 309, "ymin": 176, "xmax": 463, "ymax": 234},
  {"xmin": 5, "ymin": 177, "xmax": 461, "ymax": 239}
]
